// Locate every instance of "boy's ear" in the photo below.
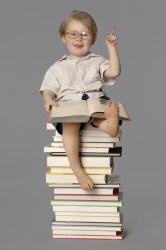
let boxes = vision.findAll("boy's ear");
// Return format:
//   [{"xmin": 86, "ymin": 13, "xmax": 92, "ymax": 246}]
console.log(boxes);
[
  {"xmin": 92, "ymin": 34, "xmax": 97, "ymax": 45},
  {"xmin": 60, "ymin": 35, "xmax": 66, "ymax": 44}
]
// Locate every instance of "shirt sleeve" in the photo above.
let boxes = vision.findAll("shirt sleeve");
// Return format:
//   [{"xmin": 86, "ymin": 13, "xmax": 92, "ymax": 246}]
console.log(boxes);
[
  {"xmin": 39, "ymin": 67, "xmax": 60, "ymax": 95},
  {"xmin": 99, "ymin": 58, "xmax": 116, "ymax": 86}
]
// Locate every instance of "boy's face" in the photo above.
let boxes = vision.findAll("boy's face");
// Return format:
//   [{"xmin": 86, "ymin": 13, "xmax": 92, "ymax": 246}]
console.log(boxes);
[{"xmin": 61, "ymin": 20, "xmax": 95, "ymax": 59}]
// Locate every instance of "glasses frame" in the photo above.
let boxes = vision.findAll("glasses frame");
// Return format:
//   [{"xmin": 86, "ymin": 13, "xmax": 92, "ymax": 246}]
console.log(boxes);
[{"xmin": 65, "ymin": 30, "xmax": 92, "ymax": 40}]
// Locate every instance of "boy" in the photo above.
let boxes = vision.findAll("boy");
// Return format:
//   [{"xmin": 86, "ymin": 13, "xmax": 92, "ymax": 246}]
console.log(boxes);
[{"xmin": 40, "ymin": 10, "xmax": 121, "ymax": 190}]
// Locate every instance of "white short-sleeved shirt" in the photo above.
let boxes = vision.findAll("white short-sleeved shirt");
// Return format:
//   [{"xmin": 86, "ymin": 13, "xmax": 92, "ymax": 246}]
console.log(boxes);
[{"xmin": 39, "ymin": 52, "xmax": 116, "ymax": 101}]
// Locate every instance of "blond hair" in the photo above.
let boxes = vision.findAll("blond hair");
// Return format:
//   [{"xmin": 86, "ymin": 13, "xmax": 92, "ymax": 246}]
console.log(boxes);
[{"xmin": 59, "ymin": 10, "xmax": 97, "ymax": 41}]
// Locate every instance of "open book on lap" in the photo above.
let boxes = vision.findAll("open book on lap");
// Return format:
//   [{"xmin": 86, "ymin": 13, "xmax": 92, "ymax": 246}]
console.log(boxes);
[{"xmin": 49, "ymin": 97, "xmax": 130, "ymax": 123}]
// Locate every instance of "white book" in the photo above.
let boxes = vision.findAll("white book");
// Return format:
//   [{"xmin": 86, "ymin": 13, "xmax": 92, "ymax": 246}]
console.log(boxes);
[
  {"xmin": 52, "ymin": 134, "xmax": 121, "ymax": 143},
  {"xmin": 49, "ymin": 175, "xmax": 120, "ymax": 188},
  {"xmin": 55, "ymin": 211, "xmax": 120, "ymax": 217},
  {"xmin": 47, "ymin": 155, "xmax": 112, "ymax": 167},
  {"xmin": 49, "ymin": 167, "xmax": 112, "ymax": 175},
  {"xmin": 52, "ymin": 206, "xmax": 119, "ymax": 213},
  {"xmin": 54, "ymin": 214, "xmax": 120, "ymax": 223},
  {"xmin": 51, "ymin": 192, "xmax": 123, "ymax": 207},
  {"xmin": 52, "ymin": 217, "xmax": 123, "ymax": 227},
  {"xmin": 51, "ymin": 224, "xmax": 122, "ymax": 231},
  {"xmin": 52, "ymin": 186, "xmax": 118, "ymax": 195},
  {"xmin": 51, "ymin": 141, "xmax": 115, "ymax": 148},
  {"xmin": 44, "ymin": 145, "xmax": 114, "ymax": 153},
  {"xmin": 52, "ymin": 234, "xmax": 123, "ymax": 240},
  {"xmin": 53, "ymin": 194, "xmax": 119, "ymax": 201},
  {"xmin": 46, "ymin": 171, "xmax": 107, "ymax": 184},
  {"xmin": 55, "ymin": 128, "xmax": 122, "ymax": 139},
  {"xmin": 50, "ymin": 147, "xmax": 121, "ymax": 157},
  {"xmin": 52, "ymin": 229, "xmax": 119, "ymax": 236}
]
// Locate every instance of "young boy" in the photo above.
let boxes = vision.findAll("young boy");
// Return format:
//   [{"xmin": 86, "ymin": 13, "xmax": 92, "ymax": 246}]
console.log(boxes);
[{"xmin": 40, "ymin": 10, "xmax": 121, "ymax": 191}]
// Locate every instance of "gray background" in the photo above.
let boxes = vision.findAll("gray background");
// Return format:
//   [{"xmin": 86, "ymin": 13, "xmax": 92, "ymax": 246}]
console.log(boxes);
[{"xmin": 0, "ymin": 0, "xmax": 165, "ymax": 249}]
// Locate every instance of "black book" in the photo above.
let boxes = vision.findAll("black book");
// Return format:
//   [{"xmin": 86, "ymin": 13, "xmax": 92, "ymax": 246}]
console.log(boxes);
[{"xmin": 51, "ymin": 147, "xmax": 122, "ymax": 157}]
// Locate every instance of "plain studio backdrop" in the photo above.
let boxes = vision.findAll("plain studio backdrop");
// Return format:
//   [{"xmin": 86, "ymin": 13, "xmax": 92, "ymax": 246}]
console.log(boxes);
[{"xmin": 0, "ymin": 0, "xmax": 165, "ymax": 249}]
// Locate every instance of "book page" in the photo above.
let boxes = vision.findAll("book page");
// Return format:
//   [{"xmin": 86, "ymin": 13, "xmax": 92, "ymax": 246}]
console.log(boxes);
[
  {"xmin": 87, "ymin": 98, "xmax": 130, "ymax": 120},
  {"xmin": 87, "ymin": 97, "xmax": 105, "ymax": 116},
  {"xmin": 118, "ymin": 103, "xmax": 131, "ymax": 120},
  {"xmin": 50, "ymin": 100, "xmax": 89, "ymax": 120}
]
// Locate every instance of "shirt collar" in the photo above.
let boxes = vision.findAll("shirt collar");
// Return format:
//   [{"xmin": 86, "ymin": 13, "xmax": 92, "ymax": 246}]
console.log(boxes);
[{"xmin": 59, "ymin": 52, "xmax": 100, "ymax": 62}]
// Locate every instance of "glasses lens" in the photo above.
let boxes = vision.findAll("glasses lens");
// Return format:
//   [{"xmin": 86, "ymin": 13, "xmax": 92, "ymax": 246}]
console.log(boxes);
[{"xmin": 66, "ymin": 31, "xmax": 91, "ymax": 40}]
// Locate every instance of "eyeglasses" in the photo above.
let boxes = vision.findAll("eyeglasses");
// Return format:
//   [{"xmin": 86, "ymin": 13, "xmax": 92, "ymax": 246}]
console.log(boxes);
[{"xmin": 65, "ymin": 30, "xmax": 92, "ymax": 40}]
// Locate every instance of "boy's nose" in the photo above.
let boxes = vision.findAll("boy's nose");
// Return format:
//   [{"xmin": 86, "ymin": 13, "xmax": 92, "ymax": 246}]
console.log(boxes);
[{"xmin": 76, "ymin": 33, "xmax": 83, "ymax": 40}]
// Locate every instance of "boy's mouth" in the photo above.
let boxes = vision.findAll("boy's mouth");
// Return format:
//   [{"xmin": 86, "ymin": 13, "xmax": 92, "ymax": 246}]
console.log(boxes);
[{"xmin": 74, "ymin": 44, "xmax": 84, "ymax": 48}]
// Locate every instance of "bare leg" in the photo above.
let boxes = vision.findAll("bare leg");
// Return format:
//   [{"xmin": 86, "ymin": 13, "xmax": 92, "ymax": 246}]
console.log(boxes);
[
  {"xmin": 62, "ymin": 123, "xmax": 94, "ymax": 190},
  {"xmin": 93, "ymin": 100, "xmax": 119, "ymax": 137}
]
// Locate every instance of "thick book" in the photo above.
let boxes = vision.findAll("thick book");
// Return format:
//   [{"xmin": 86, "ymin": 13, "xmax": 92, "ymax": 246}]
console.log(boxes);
[
  {"xmin": 53, "ymin": 128, "xmax": 122, "ymax": 143},
  {"xmin": 50, "ymin": 147, "xmax": 122, "ymax": 157},
  {"xmin": 47, "ymin": 155, "xmax": 113, "ymax": 167},
  {"xmin": 51, "ymin": 141, "xmax": 115, "ymax": 148},
  {"xmin": 49, "ymin": 97, "xmax": 130, "ymax": 122},
  {"xmin": 54, "ymin": 213, "xmax": 121, "ymax": 223},
  {"xmin": 51, "ymin": 224, "xmax": 122, "ymax": 232},
  {"xmin": 52, "ymin": 186, "xmax": 119, "ymax": 195},
  {"xmin": 53, "ymin": 135, "xmax": 120, "ymax": 143},
  {"xmin": 52, "ymin": 205, "xmax": 119, "ymax": 213},
  {"xmin": 53, "ymin": 193, "xmax": 119, "ymax": 201},
  {"xmin": 49, "ymin": 167, "xmax": 113, "ymax": 175},
  {"xmin": 52, "ymin": 234, "xmax": 123, "ymax": 240},
  {"xmin": 52, "ymin": 218, "xmax": 123, "ymax": 227},
  {"xmin": 51, "ymin": 192, "xmax": 123, "ymax": 207},
  {"xmin": 55, "ymin": 127, "xmax": 121, "ymax": 138},
  {"xmin": 44, "ymin": 144, "xmax": 115, "ymax": 153},
  {"xmin": 46, "ymin": 171, "xmax": 111, "ymax": 184},
  {"xmin": 54, "ymin": 211, "xmax": 120, "ymax": 217},
  {"xmin": 49, "ymin": 175, "xmax": 120, "ymax": 188},
  {"xmin": 52, "ymin": 229, "xmax": 121, "ymax": 236}
]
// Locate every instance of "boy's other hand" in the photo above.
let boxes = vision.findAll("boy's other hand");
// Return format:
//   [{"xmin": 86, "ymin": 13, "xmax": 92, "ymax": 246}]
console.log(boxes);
[
  {"xmin": 44, "ymin": 100, "xmax": 59, "ymax": 113},
  {"xmin": 106, "ymin": 27, "xmax": 118, "ymax": 47}
]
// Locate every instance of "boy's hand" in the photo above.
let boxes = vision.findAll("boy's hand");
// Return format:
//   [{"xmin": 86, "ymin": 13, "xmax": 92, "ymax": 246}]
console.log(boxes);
[
  {"xmin": 106, "ymin": 27, "xmax": 118, "ymax": 48},
  {"xmin": 44, "ymin": 100, "xmax": 58, "ymax": 113}
]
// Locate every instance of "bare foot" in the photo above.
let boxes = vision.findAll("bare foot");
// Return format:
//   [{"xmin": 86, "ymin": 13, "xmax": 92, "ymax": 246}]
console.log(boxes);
[
  {"xmin": 73, "ymin": 167, "xmax": 94, "ymax": 191},
  {"xmin": 104, "ymin": 100, "xmax": 119, "ymax": 137}
]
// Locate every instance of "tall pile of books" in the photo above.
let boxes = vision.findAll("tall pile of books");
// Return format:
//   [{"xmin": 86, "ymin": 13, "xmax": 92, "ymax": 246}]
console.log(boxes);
[{"xmin": 44, "ymin": 123, "xmax": 124, "ymax": 240}]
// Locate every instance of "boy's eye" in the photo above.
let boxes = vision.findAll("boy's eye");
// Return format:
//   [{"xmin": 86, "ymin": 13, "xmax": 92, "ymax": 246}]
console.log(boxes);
[
  {"xmin": 70, "ymin": 32, "xmax": 77, "ymax": 37},
  {"xmin": 82, "ymin": 32, "xmax": 89, "ymax": 37}
]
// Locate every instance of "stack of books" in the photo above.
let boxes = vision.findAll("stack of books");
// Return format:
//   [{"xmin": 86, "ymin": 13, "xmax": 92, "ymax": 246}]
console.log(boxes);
[{"xmin": 44, "ymin": 123, "xmax": 124, "ymax": 240}]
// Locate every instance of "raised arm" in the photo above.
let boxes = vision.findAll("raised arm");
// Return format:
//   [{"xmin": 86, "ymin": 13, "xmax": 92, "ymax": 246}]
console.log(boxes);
[{"xmin": 104, "ymin": 27, "xmax": 121, "ymax": 79}]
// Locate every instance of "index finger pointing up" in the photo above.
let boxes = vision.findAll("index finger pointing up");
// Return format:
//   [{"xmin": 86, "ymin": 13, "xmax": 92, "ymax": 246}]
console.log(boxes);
[{"xmin": 110, "ymin": 27, "xmax": 116, "ymax": 36}]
